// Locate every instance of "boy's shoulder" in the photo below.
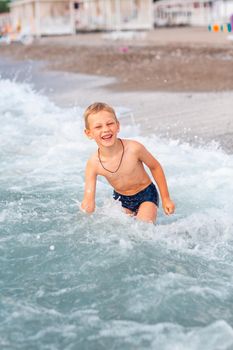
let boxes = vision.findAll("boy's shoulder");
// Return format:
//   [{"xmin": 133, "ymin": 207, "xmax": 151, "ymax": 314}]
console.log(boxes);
[
  {"xmin": 86, "ymin": 150, "xmax": 99, "ymax": 167},
  {"xmin": 123, "ymin": 138, "xmax": 145, "ymax": 152}
]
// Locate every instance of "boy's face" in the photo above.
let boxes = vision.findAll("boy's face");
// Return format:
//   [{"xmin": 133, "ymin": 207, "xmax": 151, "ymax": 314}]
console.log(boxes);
[{"xmin": 85, "ymin": 110, "xmax": 120, "ymax": 147}]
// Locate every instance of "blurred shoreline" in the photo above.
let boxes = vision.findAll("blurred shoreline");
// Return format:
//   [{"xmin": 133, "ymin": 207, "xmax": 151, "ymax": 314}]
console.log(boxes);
[
  {"xmin": 1, "ymin": 27, "xmax": 233, "ymax": 153},
  {"xmin": 1, "ymin": 27, "xmax": 233, "ymax": 92}
]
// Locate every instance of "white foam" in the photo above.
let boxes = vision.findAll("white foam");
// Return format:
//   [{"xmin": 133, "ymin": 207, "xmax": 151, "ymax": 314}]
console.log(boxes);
[
  {"xmin": 1, "ymin": 79, "xmax": 233, "ymax": 254},
  {"xmin": 1, "ymin": 79, "xmax": 233, "ymax": 350}
]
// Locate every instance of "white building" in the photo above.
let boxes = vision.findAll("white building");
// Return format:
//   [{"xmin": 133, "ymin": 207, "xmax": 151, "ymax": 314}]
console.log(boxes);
[
  {"xmin": 74, "ymin": 0, "xmax": 153, "ymax": 32},
  {"xmin": 154, "ymin": 0, "xmax": 233, "ymax": 27},
  {"xmin": 9, "ymin": 0, "xmax": 75, "ymax": 36},
  {"xmin": 8, "ymin": 0, "xmax": 153, "ymax": 36}
]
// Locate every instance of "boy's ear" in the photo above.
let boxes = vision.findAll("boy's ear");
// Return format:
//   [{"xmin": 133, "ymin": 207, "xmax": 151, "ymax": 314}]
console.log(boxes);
[{"xmin": 84, "ymin": 128, "xmax": 92, "ymax": 139}]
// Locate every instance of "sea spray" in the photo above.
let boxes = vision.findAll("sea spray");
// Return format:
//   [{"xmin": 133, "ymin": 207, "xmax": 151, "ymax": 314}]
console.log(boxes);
[{"xmin": 1, "ymin": 79, "xmax": 233, "ymax": 350}]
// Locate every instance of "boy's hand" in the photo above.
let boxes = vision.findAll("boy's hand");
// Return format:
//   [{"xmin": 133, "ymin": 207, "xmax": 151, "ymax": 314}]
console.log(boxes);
[
  {"xmin": 81, "ymin": 200, "xmax": 95, "ymax": 214},
  {"xmin": 162, "ymin": 198, "xmax": 175, "ymax": 215}
]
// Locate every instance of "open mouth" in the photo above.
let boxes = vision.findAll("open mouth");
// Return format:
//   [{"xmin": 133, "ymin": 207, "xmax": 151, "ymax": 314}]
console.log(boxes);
[{"xmin": 101, "ymin": 134, "xmax": 113, "ymax": 140}]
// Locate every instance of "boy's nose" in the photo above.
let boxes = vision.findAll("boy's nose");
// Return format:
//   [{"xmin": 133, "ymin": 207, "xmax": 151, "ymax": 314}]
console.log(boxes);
[{"xmin": 103, "ymin": 125, "xmax": 110, "ymax": 131}]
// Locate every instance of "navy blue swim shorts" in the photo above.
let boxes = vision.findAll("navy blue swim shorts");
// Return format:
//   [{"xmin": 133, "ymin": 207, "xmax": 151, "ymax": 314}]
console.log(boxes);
[{"xmin": 113, "ymin": 182, "xmax": 159, "ymax": 213}]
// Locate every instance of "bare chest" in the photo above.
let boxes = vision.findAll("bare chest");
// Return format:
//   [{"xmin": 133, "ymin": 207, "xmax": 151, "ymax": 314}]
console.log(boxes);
[{"xmin": 97, "ymin": 153, "xmax": 139, "ymax": 179}]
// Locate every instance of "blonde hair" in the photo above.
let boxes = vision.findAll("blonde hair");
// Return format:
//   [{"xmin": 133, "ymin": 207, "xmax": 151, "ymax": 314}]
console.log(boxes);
[{"xmin": 84, "ymin": 102, "xmax": 118, "ymax": 129}]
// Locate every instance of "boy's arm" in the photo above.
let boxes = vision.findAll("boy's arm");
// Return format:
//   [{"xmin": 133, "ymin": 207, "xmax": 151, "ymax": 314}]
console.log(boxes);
[
  {"xmin": 137, "ymin": 143, "xmax": 175, "ymax": 215},
  {"xmin": 81, "ymin": 158, "xmax": 97, "ymax": 214}
]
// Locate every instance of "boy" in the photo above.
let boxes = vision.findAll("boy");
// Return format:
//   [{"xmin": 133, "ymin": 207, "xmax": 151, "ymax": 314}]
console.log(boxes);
[{"xmin": 81, "ymin": 102, "xmax": 175, "ymax": 223}]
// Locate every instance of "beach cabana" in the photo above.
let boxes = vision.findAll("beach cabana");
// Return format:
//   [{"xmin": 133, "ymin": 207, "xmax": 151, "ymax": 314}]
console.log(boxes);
[
  {"xmin": 74, "ymin": 0, "xmax": 153, "ymax": 31},
  {"xmin": 10, "ymin": 0, "xmax": 75, "ymax": 36},
  {"xmin": 154, "ymin": 0, "xmax": 233, "ymax": 27}
]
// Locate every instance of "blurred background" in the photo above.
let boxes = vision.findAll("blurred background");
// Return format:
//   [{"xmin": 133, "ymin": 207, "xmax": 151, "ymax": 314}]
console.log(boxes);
[{"xmin": 0, "ymin": 0, "xmax": 232, "ymax": 38}]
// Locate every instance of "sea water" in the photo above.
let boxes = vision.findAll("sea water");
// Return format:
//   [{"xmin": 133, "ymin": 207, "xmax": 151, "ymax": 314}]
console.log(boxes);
[{"xmin": 1, "ymin": 79, "xmax": 233, "ymax": 350}]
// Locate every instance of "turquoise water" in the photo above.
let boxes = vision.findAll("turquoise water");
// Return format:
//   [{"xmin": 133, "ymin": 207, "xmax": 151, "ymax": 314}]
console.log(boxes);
[{"xmin": 1, "ymin": 79, "xmax": 233, "ymax": 350}]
